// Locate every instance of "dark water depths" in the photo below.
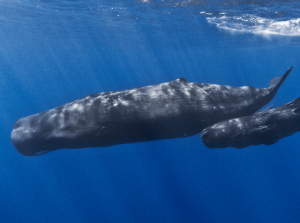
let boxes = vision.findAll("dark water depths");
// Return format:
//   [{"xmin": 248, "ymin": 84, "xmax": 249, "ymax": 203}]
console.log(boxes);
[{"xmin": 1, "ymin": 0, "xmax": 300, "ymax": 222}]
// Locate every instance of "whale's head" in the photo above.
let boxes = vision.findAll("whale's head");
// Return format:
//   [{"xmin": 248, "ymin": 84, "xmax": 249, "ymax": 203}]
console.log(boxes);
[
  {"xmin": 11, "ymin": 115, "xmax": 56, "ymax": 156},
  {"xmin": 201, "ymin": 123, "xmax": 235, "ymax": 149},
  {"xmin": 201, "ymin": 117, "xmax": 253, "ymax": 149},
  {"xmin": 11, "ymin": 108, "xmax": 103, "ymax": 156}
]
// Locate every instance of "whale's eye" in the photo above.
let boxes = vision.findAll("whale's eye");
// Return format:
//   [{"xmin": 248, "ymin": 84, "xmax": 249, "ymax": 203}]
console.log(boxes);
[{"xmin": 292, "ymin": 107, "xmax": 300, "ymax": 114}]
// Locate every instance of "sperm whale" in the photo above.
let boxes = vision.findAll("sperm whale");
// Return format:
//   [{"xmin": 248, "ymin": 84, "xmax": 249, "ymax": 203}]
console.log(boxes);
[
  {"xmin": 201, "ymin": 96, "xmax": 300, "ymax": 149},
  {"xmin": 11, "ymin": 67, "xmax": 292, "ymax": 156}
]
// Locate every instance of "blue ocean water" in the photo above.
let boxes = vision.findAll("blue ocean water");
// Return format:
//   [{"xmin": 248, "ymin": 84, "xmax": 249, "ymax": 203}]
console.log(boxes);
[{"xmin": 2, "ymin": 0, "xmax": 300, "ymax": 222}]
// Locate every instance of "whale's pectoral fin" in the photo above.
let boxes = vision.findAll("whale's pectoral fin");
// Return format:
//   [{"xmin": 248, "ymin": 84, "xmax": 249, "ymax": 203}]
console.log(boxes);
[{"xmin": 269, "ymin": 66, "xmax": 293, "ymax": 90}]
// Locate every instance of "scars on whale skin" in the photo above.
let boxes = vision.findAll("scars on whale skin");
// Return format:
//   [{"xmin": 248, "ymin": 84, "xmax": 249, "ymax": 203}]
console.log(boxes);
[
  {"xmin": 201, "ymin": 96, "xmax": 300, "ymax": 149},
  {"xmin": 11, "ymin": 67, "xmax": 292, "ymax": 156}
]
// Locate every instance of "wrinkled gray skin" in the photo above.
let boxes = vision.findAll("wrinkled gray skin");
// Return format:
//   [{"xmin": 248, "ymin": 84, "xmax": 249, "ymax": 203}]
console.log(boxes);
[
  {"xmin": 201, "ymin": 97, "xmax": 300, "ymax": 149},
  {"xmin": 11, "ymin": 67, "xmax": 292, "ymax": 156}
]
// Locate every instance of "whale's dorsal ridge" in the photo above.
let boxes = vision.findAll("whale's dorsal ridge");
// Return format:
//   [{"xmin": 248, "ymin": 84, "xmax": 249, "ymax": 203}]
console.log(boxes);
[
  {"xmin": 177, "ymin": 77, "xmax": 187, "ymax": 82},
  {"xmin": 169, "ymin": 78, "xmax": 187, "ymax": 85}
]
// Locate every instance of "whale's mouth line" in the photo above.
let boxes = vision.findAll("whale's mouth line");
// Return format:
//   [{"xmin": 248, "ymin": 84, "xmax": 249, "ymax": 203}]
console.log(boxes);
[{"xmin": 35, "ymin": 150, "xmax": 51, "ymax": 156}]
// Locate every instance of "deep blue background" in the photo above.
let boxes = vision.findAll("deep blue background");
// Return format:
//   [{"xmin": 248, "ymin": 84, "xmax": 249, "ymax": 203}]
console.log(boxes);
[{"xmin": 1, "ymin": 1, "xmax": 300, "ymax": 222}]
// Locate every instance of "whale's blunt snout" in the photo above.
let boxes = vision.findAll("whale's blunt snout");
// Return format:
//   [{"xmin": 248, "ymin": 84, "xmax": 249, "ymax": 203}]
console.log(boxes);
[
  {"xmin": 201, "ymin": 129, "xmax": 208, "ymax": 140},
  {"xmin": 11, "ymin": 120, "xmax": 35, "ymax": 156},
  {"xmin": 11, "ymin": 117, "xmax": 58, "ymax": 156},
  {"xmin": 201, "ymin": 126, "xmax": 230, "ymax": 149},
  {"xmin": 11, "ymin": 118, "xmax": 47, "ymax": 156},
  {"xmin": 201, "ymin": 128, "xmax": 217, "ymax": 148}
]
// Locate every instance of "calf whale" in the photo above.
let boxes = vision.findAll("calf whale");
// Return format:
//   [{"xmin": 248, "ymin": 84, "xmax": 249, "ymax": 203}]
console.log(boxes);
[
  {"xmin": 201, "ymin": 96, "xmax": 300, "ymax": 149},
  {"xmin": 11, "ymin": 67, "xmax": 292, "ymax": 156}
]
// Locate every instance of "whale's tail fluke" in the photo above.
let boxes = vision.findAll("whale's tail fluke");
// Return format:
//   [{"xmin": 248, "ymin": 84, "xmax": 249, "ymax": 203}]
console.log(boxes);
[{"xmin": 269, "ymin": 66, "xmax": 293, "ymax": 91}]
